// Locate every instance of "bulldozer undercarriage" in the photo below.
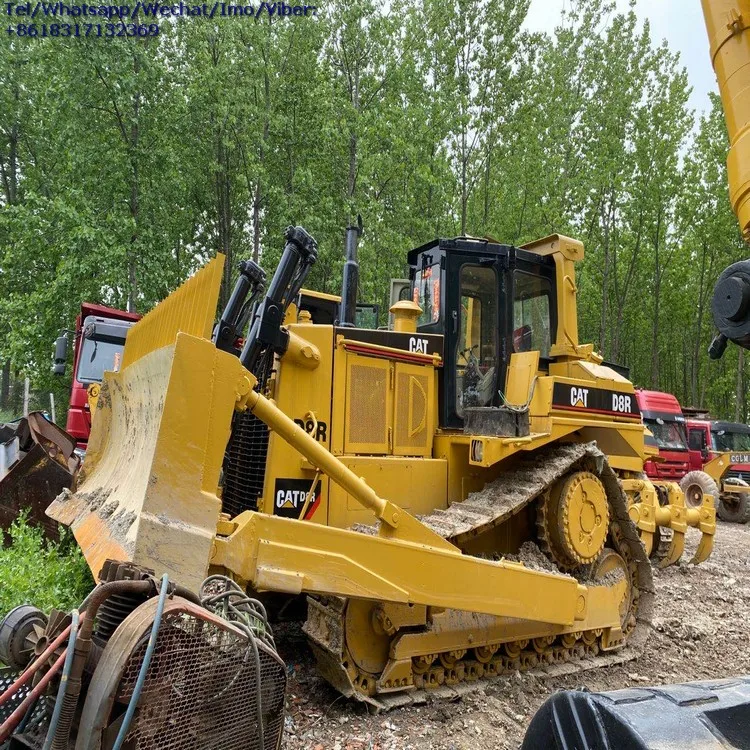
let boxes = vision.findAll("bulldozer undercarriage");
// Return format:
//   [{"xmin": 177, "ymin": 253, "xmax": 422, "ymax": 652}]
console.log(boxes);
[{"xmin": 303, "ymin": 443, "xmax": 655, "ymax": 708}]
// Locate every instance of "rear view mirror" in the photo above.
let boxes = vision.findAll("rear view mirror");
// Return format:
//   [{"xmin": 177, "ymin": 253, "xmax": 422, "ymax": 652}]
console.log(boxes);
[{"xmin": 52, "ymin": 334, "xmax": 68, "ymax": 376}]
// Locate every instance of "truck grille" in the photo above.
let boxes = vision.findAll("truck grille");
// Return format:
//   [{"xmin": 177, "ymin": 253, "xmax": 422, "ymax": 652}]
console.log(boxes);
[
  {"xmin": 726, "ymin": 468, "xmax": 750, "ymax": 484},
  {"xmin": 222, "ymin": 411, "xmax": 269, "ymax": 517}
]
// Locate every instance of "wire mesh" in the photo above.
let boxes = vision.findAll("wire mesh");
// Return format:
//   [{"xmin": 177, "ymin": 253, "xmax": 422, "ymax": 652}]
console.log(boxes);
[
  {"xmin": 222, "ymin": 411, "xmax": 270, "ymax": 517},
  {"xmin": 114, "ymin": 609, "xmax": 286, "ymax": 750},
  {"xmin": 0, "ymin": 668, "xmax": 52, "ymax": 747}
]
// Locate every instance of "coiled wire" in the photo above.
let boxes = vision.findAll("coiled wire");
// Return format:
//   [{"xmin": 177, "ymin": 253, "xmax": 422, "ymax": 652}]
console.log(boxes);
[
  {"xmin": 199, "ymin": 576, "xmax": 277, "ymax": 748},
  {"xmin": 199, "ymin": 576, "xmax": 275, "ymax": 650}
]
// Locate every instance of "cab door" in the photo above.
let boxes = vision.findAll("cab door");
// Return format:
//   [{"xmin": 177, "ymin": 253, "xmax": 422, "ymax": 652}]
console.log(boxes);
[{"xmin": 442, "ymin": 253, "xmax": 507, "ymax": 428}]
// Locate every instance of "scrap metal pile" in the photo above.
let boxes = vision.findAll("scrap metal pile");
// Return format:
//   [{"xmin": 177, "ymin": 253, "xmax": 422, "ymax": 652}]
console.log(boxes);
[{"xmin": 0, "ymin": 561, "xmax": 286, "ymax": 750}]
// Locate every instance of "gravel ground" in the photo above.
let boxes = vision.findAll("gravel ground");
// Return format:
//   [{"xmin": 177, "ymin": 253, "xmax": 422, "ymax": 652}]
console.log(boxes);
[{"xmin": 279, "ymin": 520, "xmax": 750, "ymax": 749}]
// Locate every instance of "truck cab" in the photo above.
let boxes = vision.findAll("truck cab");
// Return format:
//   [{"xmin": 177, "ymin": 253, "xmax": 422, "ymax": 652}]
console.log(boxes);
[
  {"xmin": 634, "ymin": 389, "xmax": 690, "ymax": 480},
  {"xmin": 688, "ymin": 419, "xmax": 750, "ymax": 481},
  {"xmin": 64, "ymin": 303, "xmax": 140, "ymax": 449}
]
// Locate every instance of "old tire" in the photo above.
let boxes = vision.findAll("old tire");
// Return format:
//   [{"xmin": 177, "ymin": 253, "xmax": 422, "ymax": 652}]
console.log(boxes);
[
  {"xmin": 679, "ymin": 471, "xmax": 719, "ymax": 509},
  {"xmin": 718, "ymin": 478, "xmax": 750, "ymax": 524}
]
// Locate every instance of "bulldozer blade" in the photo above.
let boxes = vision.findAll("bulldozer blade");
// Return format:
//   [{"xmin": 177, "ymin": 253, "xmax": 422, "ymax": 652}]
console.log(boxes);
[
  {"xmin": 47, "ymin": 255, "xmax": 234, "ymax": 591},
  {"xmin": 47, "ymin": 334, "xmax": 245, "ymax": 591},
  {"xmin": 658, "ymin": 530, "xmax": 684, "ymax": 568},
  {"xmin": 689, "ymin": 531, "xmax": 714, "ymax": 565},
  {"xmin": 0, "ymin": 413, "xmax": 80, "ymax": 543}
]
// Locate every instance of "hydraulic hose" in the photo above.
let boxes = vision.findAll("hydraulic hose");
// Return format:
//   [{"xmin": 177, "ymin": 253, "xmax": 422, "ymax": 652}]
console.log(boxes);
[
  {"xmin": 42, "ymin": 609, "xmax": 79, "ymax": 750},
  {"xmin": 111, "ymin": 574, "xmax": 170, "ymax": 750},
  {"xmin": 51, "ymin": 579, "xmax": 154, "ymax": 750}
]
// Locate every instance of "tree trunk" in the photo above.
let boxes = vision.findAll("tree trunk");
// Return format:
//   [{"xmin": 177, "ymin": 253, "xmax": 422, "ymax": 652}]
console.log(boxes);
[
  {"xmin": 0, "ymin": 71, "xmax": 20, "ymax": 205},
  {"xmin": 216, "ymin": 136, "xmax": 232, "ymax": 307},
  {"xmin": 127, "ymin": 54, "xmax": 141, "ymax": 314},
  {"xmin": 650, "ymin": 208, "xmax": 664, "ymax": 388},
  {"xmin": 1, "ymin": 359, "xmax": 10, "ymax": 410},
  {"xmin": 252, "ymin": 22, "xmax": 273, "ymax": 264},
  {"xmin": 599, "ymin": 193, "xmax": 613, "ymax": 357},
  {"xmin": 460, "ymin": 125, "xmax": 468, "ymax": 235},
  {"xmin": 736, "ymin": 348, "xmax": 745, "ymax": 422}
]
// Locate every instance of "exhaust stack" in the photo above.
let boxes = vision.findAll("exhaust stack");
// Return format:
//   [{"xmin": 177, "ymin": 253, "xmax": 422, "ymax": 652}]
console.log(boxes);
[{"xmin": 339, "ymin": 217, "xmax": 363, "ymax": 327}]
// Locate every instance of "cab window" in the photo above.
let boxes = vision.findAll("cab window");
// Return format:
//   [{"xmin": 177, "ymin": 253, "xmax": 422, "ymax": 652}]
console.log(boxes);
[
  {"xmin": 456, "ymin": 265, "xmax": 497, "ymax": 418},
  {"xmin": 75, "ymin": 318, "xmax": 128, "ymax": 385},
  {"xmin": 513, "ymin": 272, "xmax": 552, "ymax": 357},
  {"xmin": 414, "ymin": 262, "xmax": 441, "ymax": 326},
  {"xmin": 688, "ymin": 429, "xmax": 706, "ymax": 452}
]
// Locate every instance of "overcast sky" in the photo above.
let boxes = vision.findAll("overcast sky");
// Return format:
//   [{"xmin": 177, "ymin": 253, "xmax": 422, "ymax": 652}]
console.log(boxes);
[{"xmin": 525, "ymin": 0, "xmax": 718, "ymax": 116}]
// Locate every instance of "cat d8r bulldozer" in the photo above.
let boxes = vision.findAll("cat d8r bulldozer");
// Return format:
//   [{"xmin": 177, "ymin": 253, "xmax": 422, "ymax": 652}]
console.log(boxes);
[{"xmin": 46, "ymin": 221, "xmax": 714, "ymax": 708}]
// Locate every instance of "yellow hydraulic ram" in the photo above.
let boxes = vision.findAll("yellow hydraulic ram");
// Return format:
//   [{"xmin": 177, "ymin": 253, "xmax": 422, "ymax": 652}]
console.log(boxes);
[{"xmin": 702, "ymin": 0, "xmax": 750, "ymax": 239}]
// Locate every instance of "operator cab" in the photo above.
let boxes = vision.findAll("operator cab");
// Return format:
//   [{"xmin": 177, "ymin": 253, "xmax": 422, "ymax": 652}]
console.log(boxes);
[
  {"xmin": 408, "ymin": 237, "xmax": 556, "ymax": 428},
  {"xmin": 76, "ymin": 316, "xmax": 135, "ymax": 385}
]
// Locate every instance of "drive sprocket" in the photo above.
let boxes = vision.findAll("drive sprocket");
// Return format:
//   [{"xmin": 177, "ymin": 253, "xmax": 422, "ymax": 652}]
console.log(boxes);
[{"xmin": 537, "ymin": 471, "xmax": 610, "ymax": 570}]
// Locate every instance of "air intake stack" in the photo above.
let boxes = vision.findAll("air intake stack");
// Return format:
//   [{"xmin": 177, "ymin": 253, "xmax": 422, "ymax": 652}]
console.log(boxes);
[{"xmin": 339, "ymin": 216, "xmax": 363, "ymax": 327}]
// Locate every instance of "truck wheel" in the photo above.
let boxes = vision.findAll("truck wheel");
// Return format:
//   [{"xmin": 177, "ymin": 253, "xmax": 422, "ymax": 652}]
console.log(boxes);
[
  {"xmin": 718, "ymin": 478, "xmax": 750, "ymax": 524},
  {"xmin": 679, "ymin": 471, "xmax": 719, "ymax": 509}
]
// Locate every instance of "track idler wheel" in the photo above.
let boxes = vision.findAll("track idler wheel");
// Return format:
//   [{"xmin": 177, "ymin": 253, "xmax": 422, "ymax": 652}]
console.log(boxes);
[{"xmin": 537, "ymin": 471, "xmax": 609, "ymax": 569}]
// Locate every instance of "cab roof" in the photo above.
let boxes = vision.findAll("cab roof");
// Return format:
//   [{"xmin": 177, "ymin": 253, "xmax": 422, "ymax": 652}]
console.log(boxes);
[
  {"xmin": 712, "ymin": 421, "xmax": 750, "ymax": 434},
  {"xmin": 407, "ymin": 237, "xmax": 551, "ymax": 268}
]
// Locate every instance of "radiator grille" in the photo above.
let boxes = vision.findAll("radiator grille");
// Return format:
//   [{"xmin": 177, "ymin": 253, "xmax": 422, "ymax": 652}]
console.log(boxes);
[
  {"xmin": 347, "ymin": 363, "xmax": 388, "ymax": 448},
  {"xmin": 726, "ymin": 468, "xmax": 750, "ymax": 484},
  {"xmin": 395, "ymin": 371, "xmax": 429, "ymax": 452},
  {"xmin": 116, "ymin": 609, "xmax": 286, "ymax": 750},
  {"xmin": 222, "ymin": 411, "xmax": 270, "ymax": 517}
]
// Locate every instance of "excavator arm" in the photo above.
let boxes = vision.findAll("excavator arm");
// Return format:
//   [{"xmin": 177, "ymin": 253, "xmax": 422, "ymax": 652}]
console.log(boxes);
[{"xmin": 703, "ymin": 0, "xmax": 750, "ymax": 356}]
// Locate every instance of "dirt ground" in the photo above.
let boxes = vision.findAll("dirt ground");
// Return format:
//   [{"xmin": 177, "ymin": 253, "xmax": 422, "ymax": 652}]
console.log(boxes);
[{"xmin": 279, "ymin": 520, "xmax": 750, "ymax": 750}]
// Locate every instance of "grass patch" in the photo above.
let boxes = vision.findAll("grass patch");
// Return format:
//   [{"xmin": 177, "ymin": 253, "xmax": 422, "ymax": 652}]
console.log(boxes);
[{"xmin": 0, "ymin": 512, "xmax": 94, "ymax": 615}]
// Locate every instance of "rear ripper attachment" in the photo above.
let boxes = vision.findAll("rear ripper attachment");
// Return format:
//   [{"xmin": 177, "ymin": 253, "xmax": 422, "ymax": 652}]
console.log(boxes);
[{"xmin": 621, "ymin": 476, "xmax": 716, "ymax": 568}]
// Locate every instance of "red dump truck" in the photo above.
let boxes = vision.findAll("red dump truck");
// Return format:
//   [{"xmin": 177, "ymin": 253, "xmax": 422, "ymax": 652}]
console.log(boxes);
[
  {"xmin": 54, "ymin": 303, "xmax": 140, "ymax": 450},
  {"xmin": 635, "ymin": 389, "xmax": 750, "ymax": 521},
  {"xmin": 635, "ymin": 389, "xmax": 690, "ymax": 481},
  {"xmin": 1, "ymin": 303, "xmax": 139, "ymax": 540}
]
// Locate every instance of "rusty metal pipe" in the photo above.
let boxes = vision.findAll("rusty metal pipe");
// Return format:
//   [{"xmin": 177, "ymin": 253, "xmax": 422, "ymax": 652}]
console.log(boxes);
[
  {"xmin": 51, "ymin": 580, "xmax": 154, "ymax": 749},
  {"xmin": 0, "ymin": 649, "xmax": 67, "ymax": 742}
]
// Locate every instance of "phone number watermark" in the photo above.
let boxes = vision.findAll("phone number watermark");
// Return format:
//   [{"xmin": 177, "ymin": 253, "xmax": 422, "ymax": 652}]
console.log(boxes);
[
  {"xmin": 7, "ymin": 21, "xmax": 159, "ymax": 34},
  {"xmin": 5, "ymin": 0, "xmax": 317, "ymax": 37}
]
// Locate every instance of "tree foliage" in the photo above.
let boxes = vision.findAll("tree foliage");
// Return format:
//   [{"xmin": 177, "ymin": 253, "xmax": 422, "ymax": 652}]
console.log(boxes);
[{"xmin": 0, "ymin": 0, "xmax": 747, "ymax": 419}]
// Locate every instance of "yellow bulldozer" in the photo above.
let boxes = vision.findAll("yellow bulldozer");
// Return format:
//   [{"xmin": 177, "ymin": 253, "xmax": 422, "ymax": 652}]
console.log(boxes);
[{"xmin": 45, "ymin": 221, "xmax": 714, "ymax": 707}]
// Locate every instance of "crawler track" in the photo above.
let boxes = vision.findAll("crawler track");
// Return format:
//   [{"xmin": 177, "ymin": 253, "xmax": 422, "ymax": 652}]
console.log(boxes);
[{"xmin": 304, "ymin": 443, "xmax": 654, "ymax": 709}]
